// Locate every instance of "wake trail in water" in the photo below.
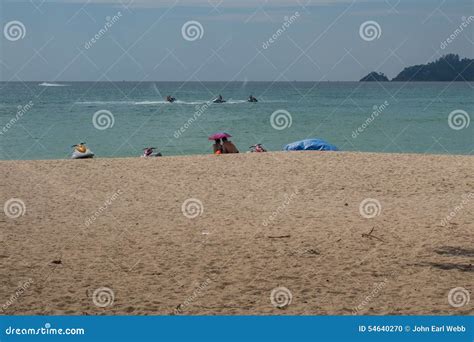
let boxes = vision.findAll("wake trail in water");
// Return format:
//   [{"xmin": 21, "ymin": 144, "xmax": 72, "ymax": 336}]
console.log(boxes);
[
  {"xmin": 75, "ymin": 99, "xmax": 288, "ymax": 106},
  {"xmin": 75, "ymin": 101, "xmax": 136, "ymax": 105},
  {"xmin": 39, "ymin": 82, "xmax": 69, "ymax": 87},
  {"xmin": 135, "ymin": 100, "xmax": 208, "ymax": 105}
]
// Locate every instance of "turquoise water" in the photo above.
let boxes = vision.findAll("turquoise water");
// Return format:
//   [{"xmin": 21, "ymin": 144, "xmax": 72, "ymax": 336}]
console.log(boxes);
[{"xmin": 0, "ymin": 82, "xmax": 472, "ymax": 160}]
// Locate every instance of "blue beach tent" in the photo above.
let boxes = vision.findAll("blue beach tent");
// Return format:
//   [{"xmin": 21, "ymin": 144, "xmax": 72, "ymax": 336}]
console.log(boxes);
[{"xmin": 284, "ymin": 139, "xmax": 338, "ymax": 152}]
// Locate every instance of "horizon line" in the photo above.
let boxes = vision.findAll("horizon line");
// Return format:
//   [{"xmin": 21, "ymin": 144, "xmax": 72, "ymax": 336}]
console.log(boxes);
[{"xmin": 2, "ymin": 80, "xmax": 473, "ymax": 83}]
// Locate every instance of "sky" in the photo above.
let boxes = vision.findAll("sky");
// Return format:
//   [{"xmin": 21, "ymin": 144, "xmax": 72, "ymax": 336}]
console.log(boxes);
[{"xmin": 0, "ymin": 0, "xmax": 473, "ymax": 81}]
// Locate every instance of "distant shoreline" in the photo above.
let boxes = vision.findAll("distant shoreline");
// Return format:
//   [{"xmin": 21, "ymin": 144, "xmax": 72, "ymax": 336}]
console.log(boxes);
[{"xmin": 1, "ymin": 151, "xmax": 472, "ymax": 163}]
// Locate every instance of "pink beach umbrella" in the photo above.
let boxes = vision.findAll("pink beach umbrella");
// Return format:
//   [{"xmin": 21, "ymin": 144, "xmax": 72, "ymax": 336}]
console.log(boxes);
[{"xmin": 208, "ymin": 132, "xmax": 232, "ymax": 140}]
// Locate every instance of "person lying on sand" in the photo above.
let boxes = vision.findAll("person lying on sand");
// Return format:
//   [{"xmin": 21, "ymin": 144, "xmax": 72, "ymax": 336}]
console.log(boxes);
[
  {"xmin": 222, "ymin": 137, "xmax": 239, "ymax": 153},
  {"xmin": 213, "ymin": 139, "xmax": 223, "ymax": 154}
]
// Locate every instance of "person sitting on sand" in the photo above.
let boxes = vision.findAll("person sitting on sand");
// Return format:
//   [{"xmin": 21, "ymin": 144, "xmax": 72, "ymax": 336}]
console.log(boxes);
[
  {"xmin": 221, "ymin": 137, "xmax": 239, "ymax": 154},
  {"xmin": 213, "ymin": 139, "xmax": 223, "ymax": 154}
]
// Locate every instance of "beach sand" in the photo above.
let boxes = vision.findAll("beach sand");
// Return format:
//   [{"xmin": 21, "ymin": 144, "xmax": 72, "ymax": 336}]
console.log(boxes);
[{"xmin": 0, "ymin": 152, "xmax": 472, "ymax": 315}]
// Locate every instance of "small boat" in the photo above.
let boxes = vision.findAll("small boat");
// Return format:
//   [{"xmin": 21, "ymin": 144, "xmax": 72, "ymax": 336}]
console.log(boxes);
[
  {"xmin": 71, "ymin": 143, "xmax": 94, "ymax": 159},
  {"xmin": 166, "ymin": 96, "xmax": 176, "ymax": 103}
]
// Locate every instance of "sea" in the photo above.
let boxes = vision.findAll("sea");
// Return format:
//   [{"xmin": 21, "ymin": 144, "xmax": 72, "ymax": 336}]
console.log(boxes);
[{"xmin": 0, "ymin": 81, "xmax": 472, "ymax": 160}]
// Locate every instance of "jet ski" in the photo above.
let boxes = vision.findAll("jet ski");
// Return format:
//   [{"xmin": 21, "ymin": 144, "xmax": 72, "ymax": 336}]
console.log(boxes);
[
  {"xmin": 166, "ymin": 96, "xmax": 176, "ymax": 103},
  {"xmin": 71, "ymin": 143, "xmax": 94, "ymax": 159},
  {"xmin": 249, "ymin": 144, "xmax": 266, "ymax": 152},
  {"xmin": 213, "ymin": 95, "xmax": 226, "ymax": 104},
  {"xmin": 248, "ymin": 95, "xmax": 258, "ymax": 103},
  {"xmin": 142, "ymin": 147, "xmax": 162, "ymax": 157}
]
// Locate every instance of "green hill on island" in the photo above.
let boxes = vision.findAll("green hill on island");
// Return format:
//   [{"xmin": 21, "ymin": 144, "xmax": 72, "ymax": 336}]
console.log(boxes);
[
  {"xmin": 359, "ymin": 72, "xmax": 389, "ymax": 82},
  {"xmin": 360, "ymin": 54, "xmax": 473, "ymax": 82}
]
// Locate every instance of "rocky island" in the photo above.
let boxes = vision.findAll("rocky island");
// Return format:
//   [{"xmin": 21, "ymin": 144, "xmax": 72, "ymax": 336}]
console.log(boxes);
[
  {"xmin": 359, "ymin": 72, "xmax": 389, "ymax": 82},
  {"xmin": 360, "ymin": 54, "xmax": 473, "ymax": 82}
]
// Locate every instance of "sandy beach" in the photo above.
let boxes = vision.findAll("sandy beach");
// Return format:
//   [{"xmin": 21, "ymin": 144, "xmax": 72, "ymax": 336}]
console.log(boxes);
[{"xmin": 0, "ymin": 152, "xmax": 472, "ymax": 315}]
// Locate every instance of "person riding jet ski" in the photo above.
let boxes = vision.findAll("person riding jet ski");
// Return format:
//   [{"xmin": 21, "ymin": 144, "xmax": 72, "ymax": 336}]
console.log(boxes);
[
  {"xmin": 213, "ymin": 95, "xmax": 226, "ymax": 103},
  {"xmin": 248, "ymin": 95, "xmax": 258, "ymax": 103},
  {"xmin": 71, "ymin": 142, "xmax": 94, "ymax": 159},
  {"xmin": 142, "ymin": 147, "xmax": 162, "ymax": 157},
  {"xmin": 166, "ymin": 95, "xmax": 176, "ymax": 103}
]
